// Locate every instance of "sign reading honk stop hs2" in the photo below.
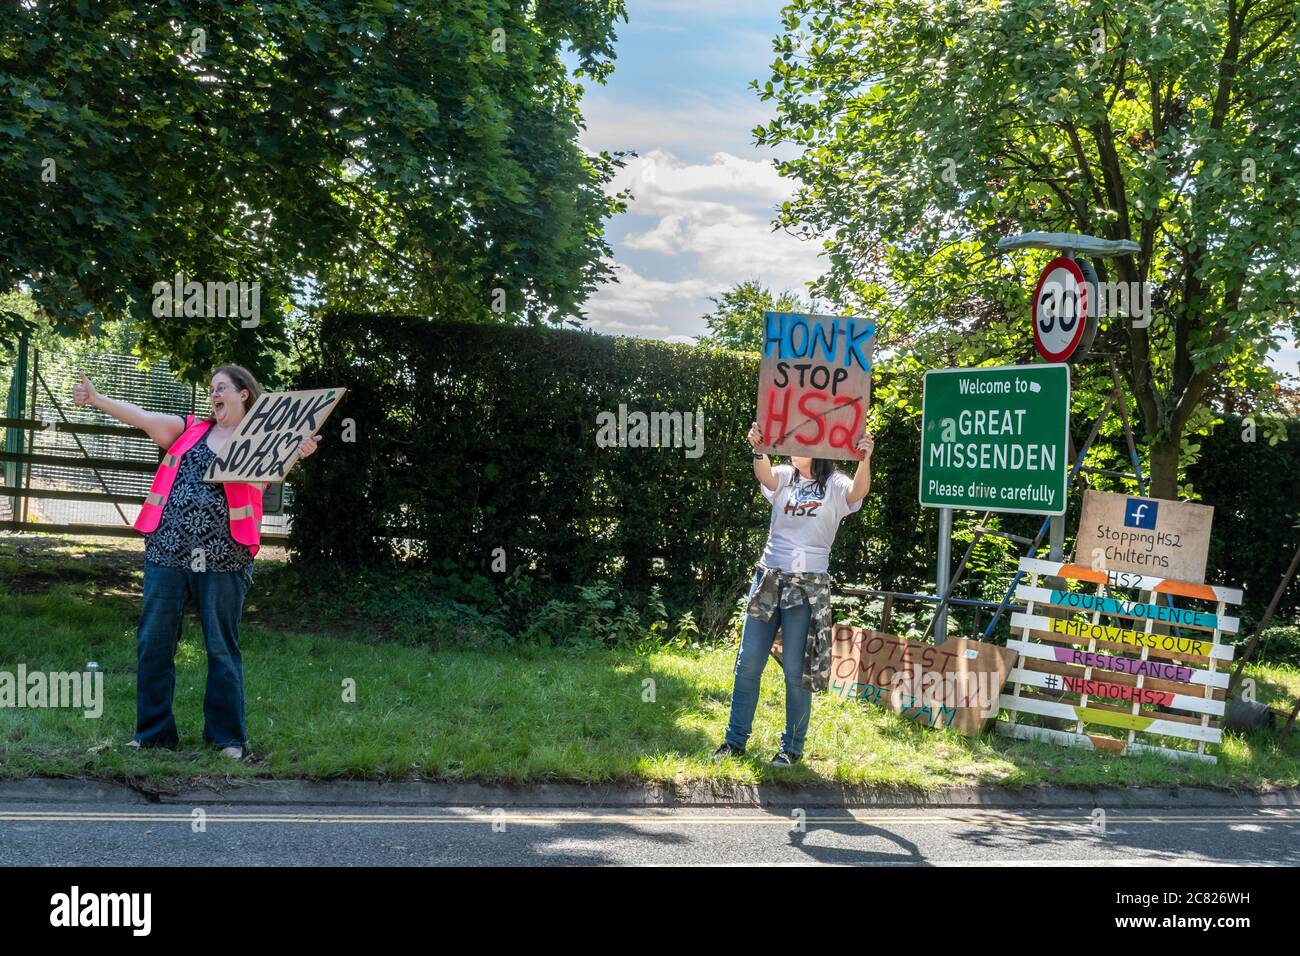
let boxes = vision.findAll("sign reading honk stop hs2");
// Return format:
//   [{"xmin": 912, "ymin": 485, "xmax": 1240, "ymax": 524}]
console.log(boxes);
[
  {"xmin": 203, "ymin": 387, "xmax": 346, "ymax": 484},
  {"xmin": 755, "ymin": 312, "xmax": 876, "ymax": 461}
]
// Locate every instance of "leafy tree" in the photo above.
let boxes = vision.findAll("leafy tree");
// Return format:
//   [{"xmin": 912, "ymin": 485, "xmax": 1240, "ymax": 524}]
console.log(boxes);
[
  {"xmin": 757, "ymin": 0, "xmax": 1299, "ymax": 497},
  {"xmin": 0, "ymin": 0, "xmax": 629, "ymax": 381},
  {"xmin": 698, "ymin": 279, "xmax": 811, "ymax": 352}
]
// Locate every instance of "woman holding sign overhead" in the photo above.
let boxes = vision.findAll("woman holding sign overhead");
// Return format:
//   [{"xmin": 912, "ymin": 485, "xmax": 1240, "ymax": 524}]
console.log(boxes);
[
  {"xmin": 713, "ymin": 423, "xmax": 873, "ymax": 767},
  {"xmin": 73, "ymin": 365, "xmax": 322, "ymax": 760}
]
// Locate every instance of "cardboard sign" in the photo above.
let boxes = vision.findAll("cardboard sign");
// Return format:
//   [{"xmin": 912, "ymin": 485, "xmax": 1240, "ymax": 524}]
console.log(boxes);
[
  {"xmin": 203, "ymin": 387, "xmax": 345, "ymax": 484},
  {"xmin": 827, "ymin": 626, "xmax": 1017, "ymax": 736},
  {"xmin": 1073, "ymin": 490, "xmax": 1213, "ymax": 584},
  {"xmin": 755, "ymin": 312, "xmax": 875, "ymax": 461}
]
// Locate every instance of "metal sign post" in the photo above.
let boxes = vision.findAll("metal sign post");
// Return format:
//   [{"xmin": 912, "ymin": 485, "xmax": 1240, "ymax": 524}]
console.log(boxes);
[
  {"xmin": 1048, "ymin": 512, "xmax": 1066, "ymax": 560},
  {"xmin": 935, "ymin": 507, "xmax": 953, "ymax": 640}
]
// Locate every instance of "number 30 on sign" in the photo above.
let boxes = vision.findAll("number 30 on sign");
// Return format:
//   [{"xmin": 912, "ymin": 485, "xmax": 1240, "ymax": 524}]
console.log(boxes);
[{"xmin": 1031, "ymin": 256, "xmax": 1095, "ymax": 363}]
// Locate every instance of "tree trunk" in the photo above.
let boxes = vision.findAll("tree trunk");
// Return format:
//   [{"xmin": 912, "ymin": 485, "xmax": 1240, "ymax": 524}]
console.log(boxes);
[{"xmin": 1148, "ymin": 433, "xmax": 1181, "ymax": 499}]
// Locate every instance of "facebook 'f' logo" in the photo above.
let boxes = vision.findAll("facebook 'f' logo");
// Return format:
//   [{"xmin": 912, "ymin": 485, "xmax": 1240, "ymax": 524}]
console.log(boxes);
[{"xmin": 1124, "ymin": 498, "xmax": 1158, "ymax": 529}]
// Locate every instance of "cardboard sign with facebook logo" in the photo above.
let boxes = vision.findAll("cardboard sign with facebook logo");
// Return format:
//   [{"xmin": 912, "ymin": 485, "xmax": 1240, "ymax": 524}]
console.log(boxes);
[{"xmin": 1075, "ymin": 489, "xmax": 1212, "ymax": 584}]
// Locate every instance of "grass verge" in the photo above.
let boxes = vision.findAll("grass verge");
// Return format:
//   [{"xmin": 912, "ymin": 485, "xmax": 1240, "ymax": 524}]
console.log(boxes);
[{"xmin": 2, "ymin": 534, "xmax": 1299, "ymax": 792}]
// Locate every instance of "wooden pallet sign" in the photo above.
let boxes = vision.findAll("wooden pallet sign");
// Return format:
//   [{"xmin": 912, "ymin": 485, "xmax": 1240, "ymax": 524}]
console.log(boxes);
[{"xmin": 995, "ymin": 557, "xmax": 1243, "ymax": 764}]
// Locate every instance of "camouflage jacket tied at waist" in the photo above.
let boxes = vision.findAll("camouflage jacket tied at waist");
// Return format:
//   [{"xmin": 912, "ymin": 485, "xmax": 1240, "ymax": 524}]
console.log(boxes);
[{"xmin": 745, "ymin": 564, "xmax": 834, "ymax": 693}]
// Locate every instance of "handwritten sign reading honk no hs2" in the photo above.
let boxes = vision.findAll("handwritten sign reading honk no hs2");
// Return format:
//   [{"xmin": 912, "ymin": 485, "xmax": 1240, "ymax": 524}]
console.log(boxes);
[
  {"xmin": 755, "ymin": 312, "xmax": 876, "ymax": 460},
  {"xmin": 203, "ymin": 387, "xmax": 346, "ymax": 484}
]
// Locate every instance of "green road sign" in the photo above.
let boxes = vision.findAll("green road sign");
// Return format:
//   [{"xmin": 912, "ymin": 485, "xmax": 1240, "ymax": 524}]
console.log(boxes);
[{"xmin": 919, "ymin": 364, "xmax": 1070, "ymax": 515}]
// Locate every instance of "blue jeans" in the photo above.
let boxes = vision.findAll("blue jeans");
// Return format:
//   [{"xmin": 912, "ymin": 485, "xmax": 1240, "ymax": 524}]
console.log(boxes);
[
  {"xmin": 724, "ymin": 570, "xmax": 813, "ymax": 755},
  {"xmin": 135, "ymin": 560, "xmax": 253, "ymax": 750}
]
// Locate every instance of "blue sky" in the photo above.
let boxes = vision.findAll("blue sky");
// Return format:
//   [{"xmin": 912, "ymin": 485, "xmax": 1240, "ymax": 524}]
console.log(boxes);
[{"xmin": 574, "ymin": 1, "xmax": 1299, "ymax": 378}]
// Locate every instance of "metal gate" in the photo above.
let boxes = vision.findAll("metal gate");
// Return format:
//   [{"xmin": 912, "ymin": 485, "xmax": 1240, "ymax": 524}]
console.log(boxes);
[{"xmin": 1, "ymin": 340, "xmax": 291, "ymax": 543}]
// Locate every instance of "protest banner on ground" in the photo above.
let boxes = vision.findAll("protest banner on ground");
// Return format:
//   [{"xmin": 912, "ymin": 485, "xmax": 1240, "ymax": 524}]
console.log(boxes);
[
  {"xmin": 203, "ymin": 387, "xmax": 346, "ymax": 484},
  {"xmin": 828, "ymin": 625, "xmax": 1017, "ymax": 736},
  {"xmin": 755, "ymin": 312, "xmax": 875, "ymax": 460},
  {"xmin": 1073, "ymin": 489, "xmax": 1213, "ymax": 584}
]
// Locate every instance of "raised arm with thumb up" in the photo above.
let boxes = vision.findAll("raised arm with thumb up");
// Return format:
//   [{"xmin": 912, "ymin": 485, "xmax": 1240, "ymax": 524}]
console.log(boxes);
[
  {"xmin": 70, "ymin": 371, "xmax": 185, "ymax": 450},
  {"xmin": 72, "ymin": 370, "xmax": 98, "ymax": 407}
]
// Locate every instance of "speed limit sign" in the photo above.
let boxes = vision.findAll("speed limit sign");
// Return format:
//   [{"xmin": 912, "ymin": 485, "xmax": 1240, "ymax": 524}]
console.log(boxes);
[{"xmin": 1031, "ymin": 256, "xmax": 1096, "ymax": 362}]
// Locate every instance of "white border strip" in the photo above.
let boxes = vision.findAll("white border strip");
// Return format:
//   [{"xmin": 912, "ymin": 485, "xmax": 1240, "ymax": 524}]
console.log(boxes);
[
  {"xmin": 995, "ymin": 721, "xmax": 1217, "ymax": 764},
  {"xmin": 998, "ymin": 694, "xmax": 1222, "ymax": 744}
]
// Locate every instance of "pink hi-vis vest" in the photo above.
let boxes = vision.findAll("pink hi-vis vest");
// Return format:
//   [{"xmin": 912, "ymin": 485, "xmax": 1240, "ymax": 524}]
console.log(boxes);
[{"xmin": 134, "ymin": 415, "xmax": 264, "ymax": 558}]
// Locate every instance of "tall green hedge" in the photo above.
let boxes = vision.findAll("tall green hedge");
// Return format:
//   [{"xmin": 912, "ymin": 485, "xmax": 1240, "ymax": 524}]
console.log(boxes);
[
  {"xmin": 1186, "ymin": 416, "xmax": 1300, "ymax": 626},
  {"xmin": 289, "ymin": 315, "xmax": 1298, "ymax": 633},
  {"xmin": 289, "ymin": 315, "xmax": 930, "ymax": 625}
]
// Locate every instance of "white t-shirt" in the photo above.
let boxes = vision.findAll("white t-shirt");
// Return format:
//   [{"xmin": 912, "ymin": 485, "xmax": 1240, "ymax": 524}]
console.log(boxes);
[{"xmin": 759, "ymin": 464, "xmax": 862, "ymax": 573}]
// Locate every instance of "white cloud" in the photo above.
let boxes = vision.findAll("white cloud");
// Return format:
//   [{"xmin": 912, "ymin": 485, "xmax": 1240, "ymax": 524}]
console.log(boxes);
[
  {"xmin": 617, "ymin": 149, "xmax": 823, "ymax": 284},
  {"xmin": 586, "ymin": 261, "xmax": 717, "ymax": 331},
  {"xmin": 615, "ymin": 148, "xmax": 789, "ymax": 207},
  {"xmin": 621, "ymin": 215, "xmax": 690, "ymax": 254},
  {"xmin": 566, "ymin": 1, "xmax": 821, "ymax": 342},
  {"xmin": 579, "ymin": 89, "xmax": 779, "ymax": 161},
  {"xmin": 587, "ymin": 150, "xmax": 826, "ymax": 341},
  {"xmin": 1269, "ymin": 337, "xmax": 1299, "ymax": 378}
]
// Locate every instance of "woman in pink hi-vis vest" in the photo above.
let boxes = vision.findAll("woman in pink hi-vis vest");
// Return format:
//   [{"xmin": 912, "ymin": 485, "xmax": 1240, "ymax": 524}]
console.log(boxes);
[{"xmin": 73, "ymin": 365, "xmax": 322, "ymax": 760}]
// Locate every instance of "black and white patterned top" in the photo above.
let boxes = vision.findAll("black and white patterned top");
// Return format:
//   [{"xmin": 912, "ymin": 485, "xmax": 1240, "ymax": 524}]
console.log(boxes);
[{"xmin": 144, "ymin": 420, "xmax": 254, "ymax": 572}]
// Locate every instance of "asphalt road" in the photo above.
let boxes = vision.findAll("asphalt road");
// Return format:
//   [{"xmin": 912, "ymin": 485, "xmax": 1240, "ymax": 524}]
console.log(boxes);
[{"xmin": 2, "ymin": 804, "xmax": 1298, "ymax": 866}]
